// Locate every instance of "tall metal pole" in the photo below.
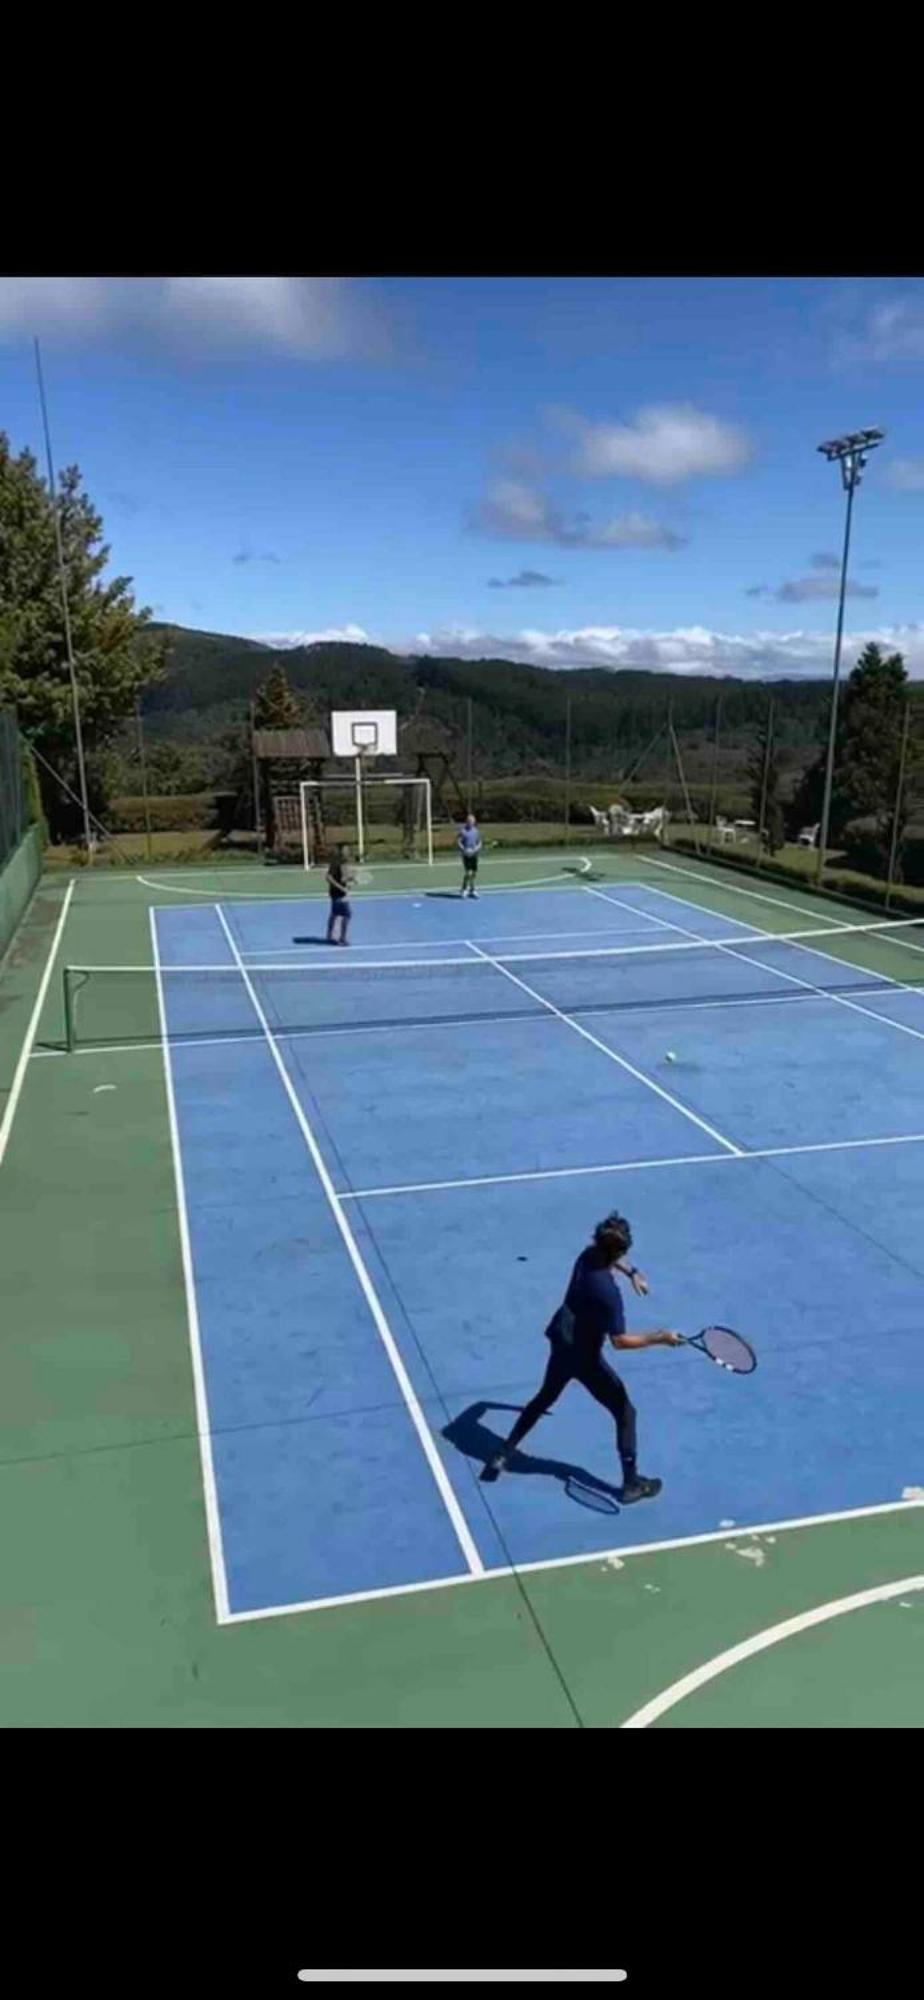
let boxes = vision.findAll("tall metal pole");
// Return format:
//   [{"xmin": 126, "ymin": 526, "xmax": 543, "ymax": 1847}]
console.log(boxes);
[
  {"xmin": 564, "ymin": 694, "xmax": 572, "ymax": 846},
  {"xmin": 706, "ymin": 694, "xmax": 722, "ymax": 854},
  {"xmin": 136, "ymin": 693, "xmax": 153, "ymax": 864},
  {"xmin": 815, "ymin": 474, "xmax": 856, "ymax": 884},
  {"xmin": 885, "ymin": 701, "xmax": 912, "ymax": 910},
  {"xmin": 34, "ymin": 338, "xmax": 94, "ymax": 862},
  {"xmin": 815, "ymin": 427, "xmax": 884, "ymax": 886},
  {"xmin": 755, "ymin": 696, "xmax": 775, "ymax": 872},
  {"xmin": 250, "ymin": 701, "xmax": 262, "ymax": 856}
]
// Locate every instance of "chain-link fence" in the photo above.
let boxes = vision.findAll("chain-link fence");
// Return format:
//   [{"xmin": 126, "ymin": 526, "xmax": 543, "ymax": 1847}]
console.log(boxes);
[{"xmin": 0, "ymin": 709, "xmax": 27, "ymax": 868}]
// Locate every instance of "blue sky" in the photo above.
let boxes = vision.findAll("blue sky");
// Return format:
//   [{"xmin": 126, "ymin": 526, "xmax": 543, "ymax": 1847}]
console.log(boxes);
[{"xmin": 2, "ymin": 275, "xmax": 923, "ymax": 678}]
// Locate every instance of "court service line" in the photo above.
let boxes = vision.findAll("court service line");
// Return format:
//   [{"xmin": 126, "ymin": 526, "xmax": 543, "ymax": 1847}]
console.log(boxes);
[
  {"xmin": 213, "ymin": 903, "xmax": 483, "ymax": 1580},
  {"xmin": 0, "ymin": 881, "xmax": 74, "ymax": 1171},
  {"xmin": 149, "ymin": 908, "xmax": 231, "ymax": 1624},
  {"xmin": 339, "ymin": 1127, "xmax": 924, "ymax": 1200},
  {"xmin": 465, "ymin": 941, "xmax": 744, "ymax": 1157},
  {"xmin": 247, "ymin": 918, "xmax": 665, "ymax": 957},
  {"xmin": 645, "ymin": 853, "xmax": 924, "ymax": 959},
  {"xmin": 620, "ymin": 1574, "xmax": 924, "ymax": 1728},
  {"xmin": 618, "ymin": 879, "xmax": 924, "ymax": 1047},
  {"xmin": 136, "ymin": 861, "xmax": 593, "ymax": 903},
  {"xmin": 221, "ymin": 1496, "xmax": 924, "ymax": 1627}
]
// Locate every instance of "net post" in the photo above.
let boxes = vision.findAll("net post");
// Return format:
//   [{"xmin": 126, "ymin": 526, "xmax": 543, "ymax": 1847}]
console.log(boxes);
[{"xmin": 63, "ymin": 966, "xmax": 75, "ymax": 1053}]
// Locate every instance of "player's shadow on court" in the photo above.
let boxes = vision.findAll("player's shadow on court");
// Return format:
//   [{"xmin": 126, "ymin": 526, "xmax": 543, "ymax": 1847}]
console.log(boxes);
[
  {"xmin": 443, "ymin": 1401, "xmax": 621, "ymax": 1515},
  {"xmin": 291, "ymin": 935, "xmax": 343, "ymax": 946},
  {"xmin": 424, "ymin": 891, "xmax": 470, "ymax": 900}
]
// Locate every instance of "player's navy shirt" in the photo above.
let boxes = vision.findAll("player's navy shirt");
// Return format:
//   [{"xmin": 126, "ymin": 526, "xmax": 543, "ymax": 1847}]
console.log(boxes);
[{"xmin": 554, "ymin": 1248, "xmax": 626, "ymax": 1360}]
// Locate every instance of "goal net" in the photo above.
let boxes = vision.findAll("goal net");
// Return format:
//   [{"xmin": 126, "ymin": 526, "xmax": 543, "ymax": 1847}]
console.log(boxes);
[{"xmin": 300, "ymin": 775, "xmax": 433, "ymax": 869}]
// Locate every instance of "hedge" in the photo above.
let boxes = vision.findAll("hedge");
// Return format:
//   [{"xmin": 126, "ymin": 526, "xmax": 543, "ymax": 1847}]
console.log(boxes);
[{"xmin": 109, "ymin": 791, "xmax": 237, "ymax": 834}]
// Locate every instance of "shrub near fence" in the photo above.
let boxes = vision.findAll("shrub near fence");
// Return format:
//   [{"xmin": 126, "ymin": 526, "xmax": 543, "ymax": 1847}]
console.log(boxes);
[
  {"xmin": 1, "ymin": 709, "xmax": 27, "ymax": 866},
  {"xmin": 109, "ymin": 791, "xmax": 237, "ymax": 835}
]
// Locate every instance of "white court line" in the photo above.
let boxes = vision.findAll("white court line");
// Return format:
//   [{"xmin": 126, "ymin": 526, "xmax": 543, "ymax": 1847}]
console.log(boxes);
[
  {"xmin": 339, "ymin": 1128, "xmax": 924, "ymax": 1200},
  {"xmin": 246, "ymin": 917, "xmax": 665, "ymax": 957},
  {"xmin": 465, "ymin": 941, "xmax": 743, "ymax": 1156},
  {"xmin": 646, "ymin": 852, "xmax": 924, "ymax": 958},
  {"xmin": 149, "ymin": 907, "xmax": 231, "ymax": 1624},
  {"xmin": 620, "ymin": 877, "xmax": 924, "ymax": 1047},
  {"xmin": 0, "ymin": 881, "xmax": 75, "ymax": 1171},
  {"xmin": 136, "ymin": 860, "xmax": 593, "ymax": 902},
  {"xmin": 222, "ymin": 1495, "xmax": 924, "ymax": 1626},
  {"xmin": 620, "ymin": 1573, "xmax": 924, "ymax": 1729},
  {"xmin": 213, "ymin": 902, "xmax": 483, "ymax": 1583}
]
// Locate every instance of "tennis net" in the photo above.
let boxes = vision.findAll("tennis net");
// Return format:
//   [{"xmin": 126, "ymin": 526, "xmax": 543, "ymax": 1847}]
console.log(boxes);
[{"xmin": 61, "ymin": 914, "xmax": 924, "ymax": 1050}]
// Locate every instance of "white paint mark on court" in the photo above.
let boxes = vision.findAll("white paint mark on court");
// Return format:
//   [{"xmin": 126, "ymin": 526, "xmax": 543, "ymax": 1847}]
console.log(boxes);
[
  {"xmin": 213, "ymin": 903, "xmax": 484, "ymax": 1582},
  {"xmin": 902, "ymin": 1485, "xmax": 924, "ymax": 1501},
  {"xmin": 465, "ymin": 940, "xmax": 744, "ymax": 1157},
  {"xmin": 0, "ymin": 881, "xmax": 75, "ymax": 1172},
  {"xmin": 149, "ymin": 907, "xmax": 231, "ymax": 1625},
  {"xmin": 620, "ymin": 1574, "xmax": 924, "ymax": 1728},
  {"xmin": 725, "ymin": 1540, "xmax": 768, "ymax": 1567},
  {"xmin": 221, "ymin": 1494, "xmax": 924, "ymax": 1626},
  {"xmin": 719, "ymin": 1518, "xmax": 737, "ymax": 1528},
  {"xmin": 93, "ymin": 1083, "xmax": 117, "ymax": 1093}
]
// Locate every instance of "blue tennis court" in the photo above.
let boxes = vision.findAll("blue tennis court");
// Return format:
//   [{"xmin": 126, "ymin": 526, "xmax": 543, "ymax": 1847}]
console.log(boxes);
[{"xmin": 145, "ymin": 874, "xmax": 924, "ymax": 1622}]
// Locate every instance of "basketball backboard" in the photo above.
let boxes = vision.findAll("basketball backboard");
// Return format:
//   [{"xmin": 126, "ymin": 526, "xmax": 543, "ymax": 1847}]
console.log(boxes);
[{"xmin": 330, "ymin": 710, "xmax": 397, "ymax": 759}]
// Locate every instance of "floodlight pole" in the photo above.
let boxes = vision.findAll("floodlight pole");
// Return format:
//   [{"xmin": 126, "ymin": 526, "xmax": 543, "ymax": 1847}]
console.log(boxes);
[{"xmin": 815, "ymin": 428, "xmax": 884, "ymax": 885}]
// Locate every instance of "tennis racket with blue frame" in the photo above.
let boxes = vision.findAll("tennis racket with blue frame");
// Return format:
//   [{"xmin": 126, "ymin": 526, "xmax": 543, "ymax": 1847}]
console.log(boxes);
[{"xmin": 680, "ymin": 1325, "xmax": 756, "ymax": 1374}]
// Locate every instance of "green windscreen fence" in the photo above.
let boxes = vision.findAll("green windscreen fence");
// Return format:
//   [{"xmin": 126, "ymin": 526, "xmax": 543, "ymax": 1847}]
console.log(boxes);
[{"xmin": 0, "ymin": 709, "xmax": 27, "ymax": 867}]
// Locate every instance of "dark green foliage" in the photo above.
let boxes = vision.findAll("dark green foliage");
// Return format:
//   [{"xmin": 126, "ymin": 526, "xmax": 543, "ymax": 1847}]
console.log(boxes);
[{"xmin": 0, "ymin": 432, "xmax": 166, "ymax": 838}]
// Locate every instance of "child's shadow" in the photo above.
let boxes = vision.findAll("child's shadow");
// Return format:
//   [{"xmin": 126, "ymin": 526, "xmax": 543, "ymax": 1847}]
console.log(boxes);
[{"xmin": 443, "ymin": 1401, "xmax": 621, "ymax": 1515}]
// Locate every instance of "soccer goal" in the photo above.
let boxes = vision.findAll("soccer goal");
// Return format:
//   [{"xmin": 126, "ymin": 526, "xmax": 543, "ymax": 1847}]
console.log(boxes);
[{"xmin": 300, "ymin": 774, "xmax": 434, "ymax": 870}]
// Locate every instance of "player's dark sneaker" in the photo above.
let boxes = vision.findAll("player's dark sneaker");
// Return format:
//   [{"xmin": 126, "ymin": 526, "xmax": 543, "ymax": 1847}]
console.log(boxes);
[
  {"xmin": 619, "ymin": 1475, "xmax": 662, "ymax": 1504},
  {"xmin": 480, "ymin": 1453, "xmax": 507, "ymax": 1482}
]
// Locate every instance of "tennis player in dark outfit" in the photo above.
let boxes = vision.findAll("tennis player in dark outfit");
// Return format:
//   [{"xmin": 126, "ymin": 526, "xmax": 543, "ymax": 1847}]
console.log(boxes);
[
  {"xmin": 483, "ymin": 1213, "xmax": 681, "ymax": 1503},
  {"xmin": 325, "ymin": 844, "xmax": 352, "ymax": 945}
]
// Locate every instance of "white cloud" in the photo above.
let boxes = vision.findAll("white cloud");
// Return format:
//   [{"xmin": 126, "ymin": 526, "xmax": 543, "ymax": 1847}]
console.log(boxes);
[
  {"xmin": 258, "ymin": 623, "xmax": 375, "ymax": 648},
  {"xmin": 865, "ymin": 300, "xmax": 924, "ymax": 363},
  {"xmin": 888, "ymin": 457, "xmax": 924, "ymax": 492},
  {"xmin": 750, "ymin": 575, "xmax": 879, "ymax": 604},
  {"xmin": 401, "ymin": 621, "xmax": 924, "ymax": 680},
  {"xmin": 254, "ymin": 617, "xmax": 924, "ymax": 680},
  {"xmin": 566, "ymin": 404, "xmax": 753, "ymax": 484},
  {"xmin": 0, "ymin": 276, "xmax": 391, "ymax": 359},
  {"xmin": 470, "ymin": 480, "xmax": 685, "ymax": 550}
]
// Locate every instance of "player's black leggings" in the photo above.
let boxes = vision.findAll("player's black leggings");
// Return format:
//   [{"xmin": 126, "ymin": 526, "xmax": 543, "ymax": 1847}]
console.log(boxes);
[{"xmin": 504, "ymin": 1341, "xmax": 637, "ymax": 1475}]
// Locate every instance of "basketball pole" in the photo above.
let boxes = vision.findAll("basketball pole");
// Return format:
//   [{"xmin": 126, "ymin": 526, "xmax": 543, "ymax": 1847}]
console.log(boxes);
[{"xmin": 355, "ymin": 754, "xmax": 365, "ymax": 863}]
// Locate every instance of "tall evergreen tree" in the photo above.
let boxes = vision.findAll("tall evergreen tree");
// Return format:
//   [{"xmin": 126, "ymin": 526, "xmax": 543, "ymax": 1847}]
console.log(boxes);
[
  {"xmin": 0, "ymin": 432, "xmax": 164, "ymax": 837},
  {"xmin": 788, "ymin": 642, "xmax": 909, "ymax": 846}
]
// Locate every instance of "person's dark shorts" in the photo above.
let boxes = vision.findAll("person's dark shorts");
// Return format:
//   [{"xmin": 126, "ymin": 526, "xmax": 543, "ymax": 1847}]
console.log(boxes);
[
  {"xmin": 330, "ymin": 896, "xmax": 351, "ymax": 918},
  {"xmin": 462, "ymin": 853, "xmax": 479, "ymax": 873}
]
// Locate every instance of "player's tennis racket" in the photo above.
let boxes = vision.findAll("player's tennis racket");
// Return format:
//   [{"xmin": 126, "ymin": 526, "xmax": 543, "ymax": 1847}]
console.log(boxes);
[{"xmin": 680, "ymin": 1325, "xmax": 756, "ymax": 1374}]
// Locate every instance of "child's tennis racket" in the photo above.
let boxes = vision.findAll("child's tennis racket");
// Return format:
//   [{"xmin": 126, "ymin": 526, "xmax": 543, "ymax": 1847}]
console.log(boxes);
[{"xmin": 680, "ymin": 1325, "xmax": 756, "ymax": 1374}]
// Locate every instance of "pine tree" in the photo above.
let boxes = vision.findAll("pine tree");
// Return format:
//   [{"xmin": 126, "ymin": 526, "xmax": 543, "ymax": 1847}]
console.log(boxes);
[
  {"xmin": 0, "ymin": 432, "xmax": 165, "ymax": 838},
  {"xmin": 253, "ymin": 664, "xmax": 303, "ymax": 731},
  {"xmin": 788, "ymin": 642, "xmax": 909, "ymax": 848}
]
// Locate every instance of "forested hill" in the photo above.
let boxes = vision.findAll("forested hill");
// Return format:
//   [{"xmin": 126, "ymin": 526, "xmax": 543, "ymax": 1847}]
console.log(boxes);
[{"xmin": 145, "ymin": 624, "xmax": 835, "ymax": 781}]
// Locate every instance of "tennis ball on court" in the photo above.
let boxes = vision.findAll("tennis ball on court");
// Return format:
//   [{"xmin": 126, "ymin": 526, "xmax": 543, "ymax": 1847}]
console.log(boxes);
[{"xmin": 665, "ymin": 1050, "xmax": 677, "ymax": 1064}]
